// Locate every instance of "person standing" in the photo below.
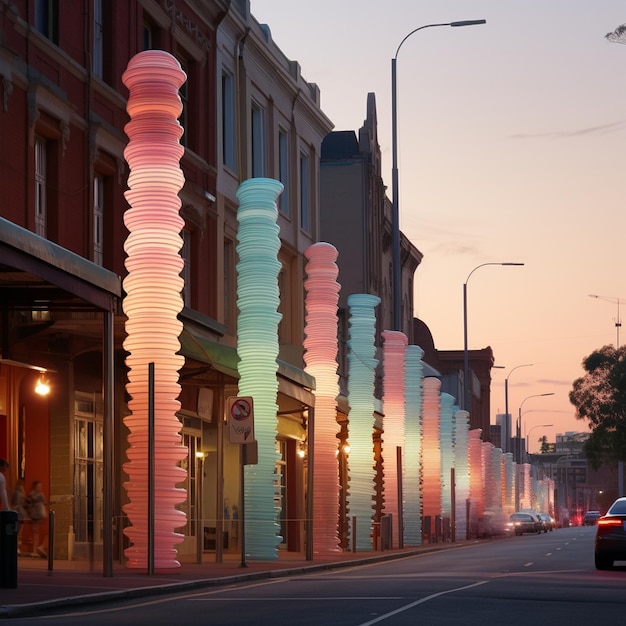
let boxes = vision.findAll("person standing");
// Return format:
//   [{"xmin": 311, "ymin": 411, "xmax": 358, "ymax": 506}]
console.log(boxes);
[
  {"xmin": 0, "ymin": 459, "xmax": 9, "ymax": 511},
  {"xmin": 27, "ymin": 480, "xmax": 48, "ymax": 558},
  {"xmin": 11, "ymin": 479, "xmax": 28, "ymax": 555}
]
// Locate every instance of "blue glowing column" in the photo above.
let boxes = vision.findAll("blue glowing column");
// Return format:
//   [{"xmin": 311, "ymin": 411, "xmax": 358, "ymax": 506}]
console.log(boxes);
[
  {"xmin": 235, "ymin": 177, "xmax": 284, "ymax": 561},
  {"xmin": 381, "ymin": 330, "xmax": 407, "ymax": 548},
  {"xmin": 454, "ymin": 410, "xmax": 470, "ymax": 540},
  {"xmin": 347, "ymin": 293, "xmax": 380, "ymax": 551},
  {"xmin": 403, "ymin": 345, "xmax": 424, "ymax": 546}
]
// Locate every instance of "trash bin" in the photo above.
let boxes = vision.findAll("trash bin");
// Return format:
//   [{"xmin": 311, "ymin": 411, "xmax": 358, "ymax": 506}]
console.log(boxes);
[{"xmin": 0, "ymin": 510, "xmax": 18, "ymax": 588}]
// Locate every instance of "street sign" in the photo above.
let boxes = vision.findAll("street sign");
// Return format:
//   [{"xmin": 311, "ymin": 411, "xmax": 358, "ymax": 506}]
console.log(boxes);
[{"xmin": 227, "ymin": 396, "xmax": 255, "ymax": 444}]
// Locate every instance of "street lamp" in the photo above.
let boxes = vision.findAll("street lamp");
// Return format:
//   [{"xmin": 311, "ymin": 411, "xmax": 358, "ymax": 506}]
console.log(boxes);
[
  {"xmin": 526, "ymin": 423, "xmax": 553, "ymax": 459},
  {"xmin": 463, "ymin": 262, "xmax": 524, "ymax": 411},
  {"xmin": 504, "ymin": 364, "xmax": 532, "ymax": 455},
  {"xmin": 391, "ymin": 19, "xmax": 486, "ymax": 332},
  {"xmin": 517, "ymin": 393, "xmax": 555, "ymax": 464}
]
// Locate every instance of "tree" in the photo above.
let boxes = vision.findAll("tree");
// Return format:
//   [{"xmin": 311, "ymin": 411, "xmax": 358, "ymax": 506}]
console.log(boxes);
[
  {"xmin": 539, "ymin": 435, "xmax": 551, "ymax": 454},
  {"xmin": 569, "ymin": 345, "xmax": 626, "ymax": 469},
  {"xmin": 606, "ymin": 24, "xmax": 626, "ymax": 45}
]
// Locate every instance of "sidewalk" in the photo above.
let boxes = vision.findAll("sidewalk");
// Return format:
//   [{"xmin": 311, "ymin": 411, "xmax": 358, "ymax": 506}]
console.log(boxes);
[{"xmin": 0, "ymin": 541, "xmax": 472, "ymax": 619}]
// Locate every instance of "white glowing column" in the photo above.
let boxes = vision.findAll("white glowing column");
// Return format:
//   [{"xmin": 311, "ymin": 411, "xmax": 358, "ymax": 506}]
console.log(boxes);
[
  {"xmin": 421, "ymin": 377, "xmax": 441, "ymax": 539},
  {"xmin": 482, "ymin": 442, "xmax": 495, "ymax": 513},
  {"xmin": 454, "ymin": 410, "xmax": 470, "ymax": 540},
  {"xmin": 439, "ymin": 393, "xmax": 455, "ymax": 519},
  {"xmin": 468, "ymin": 429, "xmax": 483, "ymax": 534},
  {"xmin": 503, "ymin": 453, "xmax": 515, "ymax": 514},
  {"xmin": 236, "ymin": 177, "xmax": 284, "ymax": 561},
  {"xmin": 347, "ymin": 293, "xmax": 380, "ymax": 551},
  {"xmin": 121, "ymin": 50, "xmax": 188, "ymax": 570},
  {"xmin": 303, "ymin": 242, "xmax": 341, "ymax": 555},
  {"xmin": 403, "ymin": 345, "xmax": 424, "ymax": 545},
  {"xmin": 381, "ymin": 330, "xmax": 407, "ymax": 548}
]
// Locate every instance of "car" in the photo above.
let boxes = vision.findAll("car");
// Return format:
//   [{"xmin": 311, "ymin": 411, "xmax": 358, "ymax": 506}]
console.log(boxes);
[
  {"xmin": 595, "ymin": 497, "xmax": 626, "ymax": 569},
  {"xmin": 537, "ymin": 513, "xmax": 555, "ymax": 531},
  {"xmin": 583, "ymin": 511, "xmax": 601, "ymax": 526},
  {"xmin": 510, "ymin": 512, "xmax": 541, "ymax": 535}
]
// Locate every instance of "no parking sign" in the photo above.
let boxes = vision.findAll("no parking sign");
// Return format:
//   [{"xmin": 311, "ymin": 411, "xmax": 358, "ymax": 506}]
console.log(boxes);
[{"xmin": 227, "ymin": 396, "xmax": 255, "ymax": 444}]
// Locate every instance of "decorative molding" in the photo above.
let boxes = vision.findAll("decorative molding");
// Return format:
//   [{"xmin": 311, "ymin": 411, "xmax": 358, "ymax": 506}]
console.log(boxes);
[{"xmin": 59, "ymin": 119, "xmax": 70, "ymax": 158}]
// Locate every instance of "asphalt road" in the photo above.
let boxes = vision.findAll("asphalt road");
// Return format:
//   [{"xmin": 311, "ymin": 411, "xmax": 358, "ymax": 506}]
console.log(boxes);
[{"xmin": 9, "ymin": 526, "xmax": 626, "ymax": 625}]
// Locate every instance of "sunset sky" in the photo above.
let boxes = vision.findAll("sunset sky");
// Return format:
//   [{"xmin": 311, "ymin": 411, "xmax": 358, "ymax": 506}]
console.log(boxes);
[{"xmin": 251, "ymin": 1, "xmax": 626, "ymax": 452}]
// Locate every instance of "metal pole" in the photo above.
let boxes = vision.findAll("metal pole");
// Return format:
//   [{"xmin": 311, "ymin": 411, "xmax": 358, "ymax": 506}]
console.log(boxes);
[
  {"xmin": 391, "ymin": 55, "xmax": 401, "ymax": 331},
  {"xmin": 148, "ymin": 362, "xmax": 155, "ymax": 575},
  {"xmin": 306, "ymin": 408, "xmax": 314, "ymax": 561},
  {"xmin": 103, "ymin": 310, "xmax": 114, "ymax": 577},
  {"xmin": 463, "ymin": 282, "xmax": 469, "ymax": 411},
  {"xmin": 396, "ymin": 446, "xmax": 404, "ymax": 549},
  {"xmin": 240, "ymin": 443, "xmax": 247, "ymax": 568}
]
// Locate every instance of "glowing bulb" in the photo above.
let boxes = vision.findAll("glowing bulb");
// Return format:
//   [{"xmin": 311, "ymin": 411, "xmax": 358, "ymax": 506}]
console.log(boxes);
[{"xmin": 35, "ymin": 377, "xmax": 50, "ymax": 396}]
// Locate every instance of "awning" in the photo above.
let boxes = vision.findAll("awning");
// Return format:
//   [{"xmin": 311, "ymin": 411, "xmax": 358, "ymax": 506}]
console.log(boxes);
[{"xmin": 179, "ymin": 327, "xmax": 316, "ymax": 405}]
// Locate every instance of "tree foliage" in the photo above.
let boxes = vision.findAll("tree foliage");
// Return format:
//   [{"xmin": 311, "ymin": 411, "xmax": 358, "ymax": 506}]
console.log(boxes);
[
  {"xmin": 569, "ymin": 345, "xmax": 626, "ymax": 469},
  {"xmin": 606, "ymin": 24, "xmax": 626, "ymax": 45}
]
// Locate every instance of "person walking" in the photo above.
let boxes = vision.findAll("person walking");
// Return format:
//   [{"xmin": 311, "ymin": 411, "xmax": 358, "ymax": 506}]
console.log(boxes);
[
  {"xmin": 27, "ymin": 480, "xmax": 48, "ymax": 558},
  {"xmin": 11, "ymin": 478, "xmax": 28, "ymax": 555}
]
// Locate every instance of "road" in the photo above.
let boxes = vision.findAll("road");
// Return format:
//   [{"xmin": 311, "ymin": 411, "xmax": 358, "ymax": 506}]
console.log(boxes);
[{"xmin": 9, "ymin": 527, "xmax": 626, "ymax": 625}]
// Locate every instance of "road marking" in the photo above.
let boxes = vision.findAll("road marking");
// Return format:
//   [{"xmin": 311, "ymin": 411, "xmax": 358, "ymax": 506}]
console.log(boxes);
[
  {"xmin": 355, "ymin": 581, "xmax": 489, "ymax": 625},
  {"xmin": 546, "ymin": 553, "xmax": 552, "ymax": 556},
  {"xmin": 524, "ymin": 562, "xmax": 533, "ymax": 567}
]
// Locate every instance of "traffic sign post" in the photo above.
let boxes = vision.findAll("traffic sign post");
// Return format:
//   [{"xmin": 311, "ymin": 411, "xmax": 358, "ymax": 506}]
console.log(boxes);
[{"xmin": 227, "ymin": 396, "xmax": 255, "ymax": 444}]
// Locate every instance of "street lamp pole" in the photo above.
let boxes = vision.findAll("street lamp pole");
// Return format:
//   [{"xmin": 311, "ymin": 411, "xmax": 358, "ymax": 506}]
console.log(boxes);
[
  {"xmin": 391, "ymin": 19, "xmax": 486, "ymax": 332},
  {"xmin": 517, "ymin": 393, "xmax": 555, "ymax": 466},
  {"xmin": 525, "ymin": 423, "xmax": 553, "ymax": 460},
  {"xmin": 504, "ymin": 364, "xmax": 532, "ymax": 458},
  {"xmin": 462, "ymin": 262, "xmax": 524, "ymax": 411}
]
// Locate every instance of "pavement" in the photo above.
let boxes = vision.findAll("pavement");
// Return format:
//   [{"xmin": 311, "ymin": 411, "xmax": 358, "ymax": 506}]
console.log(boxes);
[{"xmin": 0, "ymin": 540, "xmax": 474, "ymax": 619}]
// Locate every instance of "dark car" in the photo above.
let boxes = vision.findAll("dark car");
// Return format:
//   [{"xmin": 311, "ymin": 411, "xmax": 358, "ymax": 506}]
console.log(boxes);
[
  {"xmin": 595, "ymin": 498, "xmax": 626, "ymax": 569},
  {"xmin": 510, "ymin": 512, "xmax": 541, "ymax": 535},
  {"xmin": 538, "ymin": 513, "xmax": 555, "ymax": 531},
  {"xmin": 583, "ymin": 511, "xmax": 601, "ymax": 526}
]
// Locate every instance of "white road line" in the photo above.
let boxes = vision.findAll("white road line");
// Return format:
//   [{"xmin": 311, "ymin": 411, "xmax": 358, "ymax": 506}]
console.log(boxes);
[
  {"xmin": 524, "ymin": 562, "xmax": 534, "ymax": 567},
  {"xmin": 356, "ymin": 581, "xmax": 489, "ymax": 626}
]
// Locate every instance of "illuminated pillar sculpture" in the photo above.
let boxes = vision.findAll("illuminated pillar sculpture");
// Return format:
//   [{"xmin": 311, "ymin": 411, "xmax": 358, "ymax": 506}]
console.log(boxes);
[
  {"xmin": 454, "ymin": 409, "xmax": 470, "ymax": 541},
  {"xmin": 236, "ymin": 177, "xmax": 284, "ymax": 561},
  {"xmin": 468, "ymin": 429, "xmax": 483, "ymax": 536},
  {"xmin": 421, "ymin": 377, "xmax": 441, "ymax": 540},
  {"xmin": 303, "ymin": 242, "xmax": 341, "ymax": 555},
  {"xmin": 503, "ymin": 452, "xmax": 515, "ymax": 515},
  {"xmin": 122, "ymin": 50, "xmax": 188, "ymax": 569},
  {"xmin": 381, "ymin": 330, "xmax": 407, "ymax": 548},
  {"xmin": 439, "ymin": 393, "xmax": 455, "ymax": 521},
  {"xmin": 403, "ymin": 345, "xmax": 424, "ymax": 545},
  {"xmin": 346, "ymin": 293, "xmax": 380, "ymax": 551}
]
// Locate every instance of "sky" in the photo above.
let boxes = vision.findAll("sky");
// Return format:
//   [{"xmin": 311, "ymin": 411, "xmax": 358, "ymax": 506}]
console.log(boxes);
[{"xmin": 251, "ymin": 1, "xmax": 626, "ymax": 452}]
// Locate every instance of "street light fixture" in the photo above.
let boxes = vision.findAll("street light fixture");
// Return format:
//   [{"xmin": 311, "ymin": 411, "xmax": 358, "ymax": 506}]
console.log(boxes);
[
  {"xmin": 504, "ymin": 364, "xmax": 532, "ymax": 454},
  {"xmin": 462, "ymin": 262, "xmax": 524, "ymax": 411},
  {"xmin": 526, "ymin": 423, "xmax": 553, "ymax": 459},
  {"xmin": 391, "ymin": 19, "xmax": 486, "ymax": 332},
  {"xmin": 517, "ymin": 393, "xmax": 555, "ymax": 463}
]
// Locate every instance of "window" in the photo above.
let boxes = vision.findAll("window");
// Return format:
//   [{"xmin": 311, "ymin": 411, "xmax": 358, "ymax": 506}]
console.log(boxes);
[
  {"xmin": 143, "ymin": 22, "xmax": 153, "ymax": 50},
  {"xmin": 35, "ymin": 0, "xmax": 58, "ymax": 44},
  {"xmin": 223, "ymin": 239, "xmax": 234, "ymax": 328},
  {"xmin": 93, "ymin": 174, "xmax": 104, "ymax": 265},
  {"xmin": 251, "ymin": 103, "xmax": 265, "ymax": 177},
  {"xmin": 300, "ymin": 152, "xmax": 310, "ymax": 233},
  {"xmin": 73, "ymin": 393, "xmax": 103, "ymax": 544},
  {"xmin": 93, "ymin": 0, "xmax": 103, "ymax": 78},
  {"xmin": 278, "ymin": 129, "xmax": 290, "ymax": 216},
  {"xmin": 35, "ymin": 138, "xmax": 47, "ymax": 238},
  {"xmin": 181, "ymin": 230, "xmax": 192, "ymax": 308},
  {"xmin": 221, "ymin": 71, "xmax": 236, "ymax": 171}
]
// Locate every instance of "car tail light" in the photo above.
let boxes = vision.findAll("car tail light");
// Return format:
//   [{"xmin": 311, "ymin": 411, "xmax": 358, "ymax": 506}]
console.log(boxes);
[{"xmin": 597, "ymin": 518, "xmax": 623, "ymax": 534}]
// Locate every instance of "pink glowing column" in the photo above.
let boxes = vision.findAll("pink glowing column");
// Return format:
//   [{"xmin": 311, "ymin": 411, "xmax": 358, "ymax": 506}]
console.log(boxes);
[
  {"xmin": 303, "ymin": 242, "xmax": 341, "ymax": 555},
  {"xmin": 421, "ymin": 377, "xmax": 441, "ymax": 539},
  {"xmin": 468, "ymin": 429, "xmax": 484, "ymax": 532},
  {"xmin": 121, "ymin": 50, "xmax": 188, "ymax": 569},
  {"xmin": 381, "ymin": 330, "xmax": 407, "ymax": 549}
]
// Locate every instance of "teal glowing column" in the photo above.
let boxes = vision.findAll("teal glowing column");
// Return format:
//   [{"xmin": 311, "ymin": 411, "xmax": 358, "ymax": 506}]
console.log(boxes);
[
  {"xmin": 303, "ymin": 242, "xmax": 341, "ymax": 555},
  {"xmin": 347, "ymin": 293, "xmax": 380, "ymax": 551},
  {"xmin": 236, "ymin": 177, "xmax": 284, "ymax": 561},
  {"xmin": 381, "ymin": 330, "xmax": 407, "ymax": 548},
  {"xmin": 403, "ymin": 345, "xmax": 424, "ymax": 545}
]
